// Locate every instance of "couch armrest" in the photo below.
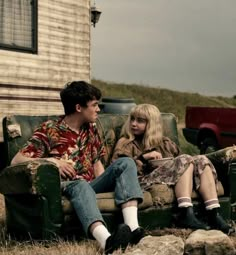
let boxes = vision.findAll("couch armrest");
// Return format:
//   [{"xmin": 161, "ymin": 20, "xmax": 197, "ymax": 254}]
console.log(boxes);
[
  {"xmin": 0, "ymin": 159, "xmax": 60, "ymax": 194},
  {"xmin": 206, "ymin": 147, "xmax": 235, "ymax": 195},
  {"xmin": 205, "ymin": 147, "xmax": 234, "ymax": 171},
  {"xmin": 0, "ymin": 159, "xmax": 64, "ymax": 224}
]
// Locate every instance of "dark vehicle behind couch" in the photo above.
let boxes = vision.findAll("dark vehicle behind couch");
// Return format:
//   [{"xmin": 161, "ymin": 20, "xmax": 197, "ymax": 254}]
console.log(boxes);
[{"xmin": 183, "ymin": 106, "xmax": 236, "ymax": 154}]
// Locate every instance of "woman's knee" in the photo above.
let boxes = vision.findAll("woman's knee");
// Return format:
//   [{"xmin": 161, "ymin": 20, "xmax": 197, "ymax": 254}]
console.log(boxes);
[
  {"xmin": 198, "ymin": 155, "xmax": 210, "ymax": 162},
  {"xmin": 185, "ymin": 162, "xmax": 194, "ymax": 173}
]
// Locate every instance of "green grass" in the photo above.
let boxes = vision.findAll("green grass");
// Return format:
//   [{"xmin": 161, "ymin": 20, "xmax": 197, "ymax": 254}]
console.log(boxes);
[
  {"xmin": 93, "ymin": 79, "xmax": 236, "ymax": 123},
  {"xmin": 93, "ymin": 79, "xmax": 236, "ymax": 155}
]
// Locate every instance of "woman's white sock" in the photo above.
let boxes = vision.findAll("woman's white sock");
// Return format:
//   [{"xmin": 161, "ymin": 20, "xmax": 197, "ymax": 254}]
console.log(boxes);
[
  {"xmin": 177, "ymin": 197, "xmax": 193, "ymax": 207},
  {"xmin": 204, "ymin": 198, "xmax": 220, "ymax": 210}
]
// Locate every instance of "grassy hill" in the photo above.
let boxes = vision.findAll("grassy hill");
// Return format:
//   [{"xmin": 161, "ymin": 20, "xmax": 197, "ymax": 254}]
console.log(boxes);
[
  {"xmin": 93, "ymin": 79, "xmax": 236, "ymax": 155},
  {"xmin": 93, "ymin": 79, "xmax": 236, "ymax": 123}
]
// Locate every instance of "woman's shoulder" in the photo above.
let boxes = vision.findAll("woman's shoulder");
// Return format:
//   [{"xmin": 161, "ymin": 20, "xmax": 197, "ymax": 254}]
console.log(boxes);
[
  {"xmin": 116, "ymin": 137, "xmax": 132, "ymax": 146},
  {"xmin": 162, "ymin": 136, "xmax": 178, "ymax": 148},
  {"xmin": 161, "ymin": 136, "xmax": 180, "ymax": 156},
  {"xmin": 162, "ymin": 136, "xmax": 173, "ymax": 143},
  {"xmin": 115, "ymin": 137, "xmax": 137, "ymax": 153},
  {"xmin": 112, "ymin": 137, "xmax": 135, "ymax": 161}
]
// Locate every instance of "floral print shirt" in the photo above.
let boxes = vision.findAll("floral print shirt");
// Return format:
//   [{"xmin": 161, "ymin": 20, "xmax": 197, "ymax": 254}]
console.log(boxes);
[{"xmin": 20, "ymin": 116, "xmax": 106, "ymax": 182}]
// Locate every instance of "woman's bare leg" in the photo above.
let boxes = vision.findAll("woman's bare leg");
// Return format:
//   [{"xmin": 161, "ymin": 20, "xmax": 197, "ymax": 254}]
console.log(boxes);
[
  {"xmin": 198, "ymin": 165, "xmax": 218, "ymax": 202},
  {"xmin": 174, "ymin": 163, "xmax": 209, "ymax": 230},
  {"xmin": 175, "ymin": 163, "xmax": 193, "ymax": 199},
  {"xmin": 198, "ymin": 165, "xmax": 233, "ymax": 234}
]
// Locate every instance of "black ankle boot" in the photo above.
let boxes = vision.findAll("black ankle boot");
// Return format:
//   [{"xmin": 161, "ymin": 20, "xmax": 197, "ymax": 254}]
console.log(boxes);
[
  {"xmin": 207, "ymin": 208, "xmax": 234, "ymax": 235},
  {"xmin": 176, "ymin": 206, "xmax": 209, "ymax": 230}
]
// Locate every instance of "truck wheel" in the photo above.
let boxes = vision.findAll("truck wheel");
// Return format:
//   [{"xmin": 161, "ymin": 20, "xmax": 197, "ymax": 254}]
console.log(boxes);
[{"xmin": 200, "ymin": 137, "xmax": 218, "ymax": 154}]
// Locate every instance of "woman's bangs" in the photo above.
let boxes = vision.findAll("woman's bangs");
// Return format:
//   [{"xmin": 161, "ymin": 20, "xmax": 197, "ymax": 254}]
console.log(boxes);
[{"xmin": 133, "ymin": 107, "xmax": 148, "ymax": 120}]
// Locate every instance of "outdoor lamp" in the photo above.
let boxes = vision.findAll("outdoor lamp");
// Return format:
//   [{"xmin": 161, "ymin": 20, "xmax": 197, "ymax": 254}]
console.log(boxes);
[{"xmin": 91, "ymin": 5, "xmax": 102, "ymax": 27}]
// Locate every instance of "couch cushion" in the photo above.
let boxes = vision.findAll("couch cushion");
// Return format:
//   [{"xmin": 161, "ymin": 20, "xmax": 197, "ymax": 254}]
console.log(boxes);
[
  {"xmin": 148, "ymin": 181, "xmax": 224, "ymax": 206},
  {"xmin": 62, "ymin": 181, "xmax": 224, "ymax": 214},
  {"xmin": 62, "ymin": 191, "xmax": 153, "ymax": 214}
]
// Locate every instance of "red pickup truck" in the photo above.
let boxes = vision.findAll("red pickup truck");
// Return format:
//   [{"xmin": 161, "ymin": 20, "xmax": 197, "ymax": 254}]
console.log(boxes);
[{"xmin": 182, "ymin": 106, "xmax": 236, "ymax": 154}]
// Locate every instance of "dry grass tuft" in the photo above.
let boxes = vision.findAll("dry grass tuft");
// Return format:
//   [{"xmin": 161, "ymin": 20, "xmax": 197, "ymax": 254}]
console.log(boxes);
[{"xmin": 0, "ymin": 194, "xmax": 102, "ymax": 254}]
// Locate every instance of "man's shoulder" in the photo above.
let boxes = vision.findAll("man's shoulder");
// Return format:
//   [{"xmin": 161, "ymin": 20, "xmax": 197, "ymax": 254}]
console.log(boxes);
[{"xmin": 37, "ymin": 116, "xmax": 63, "ymax": 130}]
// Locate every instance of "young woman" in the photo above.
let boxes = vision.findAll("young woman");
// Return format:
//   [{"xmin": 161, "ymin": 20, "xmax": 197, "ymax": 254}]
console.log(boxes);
[{"xmin": 112, "ymin": 104, "xmax": 233, "ymax": 234}]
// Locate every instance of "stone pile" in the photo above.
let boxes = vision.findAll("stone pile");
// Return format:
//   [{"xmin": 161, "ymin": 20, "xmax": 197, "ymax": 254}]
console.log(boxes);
[{"xmin": 113, "ymin": 230, "xmax": 236, "ymax": 255}]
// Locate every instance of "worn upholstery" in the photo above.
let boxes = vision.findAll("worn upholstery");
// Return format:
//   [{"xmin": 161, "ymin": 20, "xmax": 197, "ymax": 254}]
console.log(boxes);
[{"xmin": 0, "ymin": 113, "xmax": 234, "ymax": 239}]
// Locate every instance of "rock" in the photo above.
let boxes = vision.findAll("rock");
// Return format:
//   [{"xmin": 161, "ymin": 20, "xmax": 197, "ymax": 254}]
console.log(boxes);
[
  {"xmin": 122, "ymin": 235, "xmax": 184, "ymax": 255},
  {"xmin": 184, "ymin": 229, "xmax": 236, "ymax": 255}
]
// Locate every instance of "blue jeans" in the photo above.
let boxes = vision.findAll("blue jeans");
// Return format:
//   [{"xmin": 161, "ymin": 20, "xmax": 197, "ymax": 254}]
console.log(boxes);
[{"xmin": 61, "ymin": 157, "xmax": 143, "ymax": 235}]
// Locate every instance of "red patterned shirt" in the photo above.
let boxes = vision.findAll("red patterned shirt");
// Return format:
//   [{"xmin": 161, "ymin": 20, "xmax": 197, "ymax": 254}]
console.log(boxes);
[{"xmin": 20, "ymin": 116, "xmax": 106, "ymax": 182}]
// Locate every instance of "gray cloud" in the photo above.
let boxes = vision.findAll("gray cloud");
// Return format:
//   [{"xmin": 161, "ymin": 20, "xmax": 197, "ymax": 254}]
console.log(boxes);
[{"xmin": 91, "ymin": 0, "xmax": 236, "ymax": 97}]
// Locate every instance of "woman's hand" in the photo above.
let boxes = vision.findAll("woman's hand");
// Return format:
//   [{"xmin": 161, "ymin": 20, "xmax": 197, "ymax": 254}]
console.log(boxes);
[{"xmin": 143, "ymin": 151, "xmax": 163, "ymax": 160}]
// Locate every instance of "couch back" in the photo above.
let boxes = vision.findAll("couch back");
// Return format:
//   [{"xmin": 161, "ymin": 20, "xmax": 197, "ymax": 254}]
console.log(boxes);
[{"xmin": 2, "ymin": 113, "xmax": 179, "ymax": 167}]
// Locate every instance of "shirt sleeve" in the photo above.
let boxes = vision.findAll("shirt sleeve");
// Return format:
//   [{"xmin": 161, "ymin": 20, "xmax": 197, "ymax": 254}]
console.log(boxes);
[
  {"xmin": 162, "ymin": 137, "xmax": 180, "ymax": 157},
  {"xmin": 91, "ymin": 124, "xmax": 106, "ymax": 164},
  {"xmin": 20, "ymin": 122, "xmax": 50, "ymax": 158},
  {"xmin": 112, "ymin": 138, "xmax": 145, "ymax": 175},
  {"xmin": 112, "ymin": 138, "xmax": 134, "ymax": 161}
]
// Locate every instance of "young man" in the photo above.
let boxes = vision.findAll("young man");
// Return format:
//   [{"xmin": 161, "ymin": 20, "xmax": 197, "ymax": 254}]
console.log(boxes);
[{"xmin": 11, "ymin": 81, "xmax": 144, "ymax": 254}]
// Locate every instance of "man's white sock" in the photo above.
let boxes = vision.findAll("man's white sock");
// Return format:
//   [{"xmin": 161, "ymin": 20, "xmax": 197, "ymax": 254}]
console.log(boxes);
[
  {"xmin": 92, "ymin": 224, "xmax": 111, "ymax": 249},
  {"xmin": 122, "ymin": 206, "xmax": 139, "ymax": 232}
]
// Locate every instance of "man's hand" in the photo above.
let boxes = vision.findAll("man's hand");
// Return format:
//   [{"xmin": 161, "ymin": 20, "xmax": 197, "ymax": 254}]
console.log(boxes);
[
  {"xmin": 94, "ymin": 160, "xmax": 105, "ymax": 177},
  {"xmin": 48, "ymin": 158, "xmax": 77, "ymax": 179}
]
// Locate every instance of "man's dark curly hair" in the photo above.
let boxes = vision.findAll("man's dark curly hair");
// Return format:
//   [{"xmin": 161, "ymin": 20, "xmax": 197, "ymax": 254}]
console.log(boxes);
[{"xmin": 60, "ymin": 81, "xmax": 102, "ymax": 115}]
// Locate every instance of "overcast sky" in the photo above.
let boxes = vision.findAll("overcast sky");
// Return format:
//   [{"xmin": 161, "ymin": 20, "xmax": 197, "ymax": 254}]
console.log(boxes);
[{"xmin": 91, "ymin": 0, "xmax": 236, "ymax": 97}]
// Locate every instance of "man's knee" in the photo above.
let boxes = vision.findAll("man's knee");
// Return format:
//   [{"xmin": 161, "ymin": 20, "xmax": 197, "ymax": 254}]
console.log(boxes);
[
  {"xmin": 66, "ymin": 180, "xmax": 95, "ymax": 197},
  {"xmin": 113, "ymin": 157, "xmax": 138, "ymax": 178},
  {"xmin": 115, "ymin": 157, "xmax": 136, "ymax": 170}
]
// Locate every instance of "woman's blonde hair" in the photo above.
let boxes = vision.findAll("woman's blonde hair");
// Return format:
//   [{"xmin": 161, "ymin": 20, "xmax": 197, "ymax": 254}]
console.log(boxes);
[{"xmin": 121, "ymin": 104, "xmax": 163, "ymax": 150}]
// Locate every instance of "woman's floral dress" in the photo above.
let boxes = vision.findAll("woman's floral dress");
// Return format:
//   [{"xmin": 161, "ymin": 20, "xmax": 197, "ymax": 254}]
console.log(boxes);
[{"xmin": 112, "ymin": 136, "xmax": 217, "ymax": 190}]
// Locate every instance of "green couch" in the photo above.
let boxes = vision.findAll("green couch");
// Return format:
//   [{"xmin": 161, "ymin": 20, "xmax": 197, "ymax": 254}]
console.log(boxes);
[{"xmin": 0, "ymin": 113, "xmax": 235, "ymax": 239}]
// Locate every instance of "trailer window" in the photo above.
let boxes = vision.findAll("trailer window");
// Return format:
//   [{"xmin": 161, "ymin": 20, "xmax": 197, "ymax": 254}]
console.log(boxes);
[{"xmin": 0, "ymin": 0, "xmax": 37, "ymax": 53}]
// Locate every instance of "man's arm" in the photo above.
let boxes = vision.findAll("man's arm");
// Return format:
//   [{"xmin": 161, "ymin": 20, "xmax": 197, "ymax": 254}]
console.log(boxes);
[
  {"xmin": 11, "ymin": 152, "xmax": 77, "ymax": 180},
  {"xmin": 94, "ymin": 160, "xmax": 105, "ymax": 177},
  {"xmin": 11, "ymin": 151, "xmax": 38, "ymax": 165}
]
